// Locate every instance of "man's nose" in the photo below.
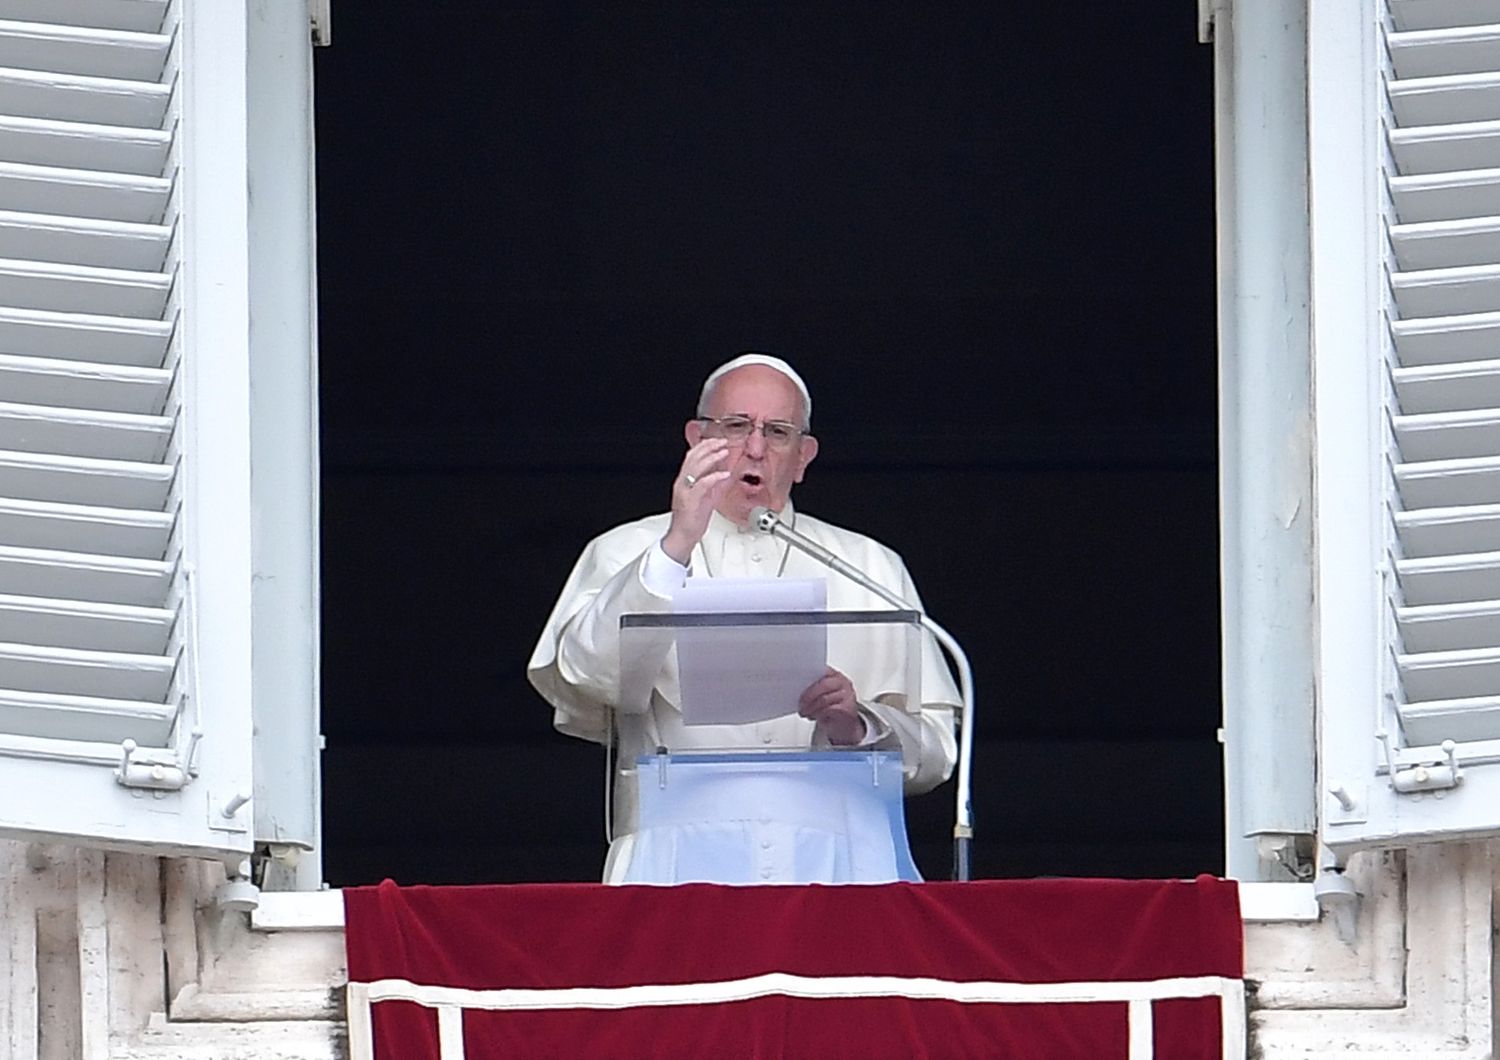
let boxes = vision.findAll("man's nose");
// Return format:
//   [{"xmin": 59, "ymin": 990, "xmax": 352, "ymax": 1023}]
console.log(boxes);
[{"xmin": 743, "ymin": 425, "xmax": 768, "ymax": 456}]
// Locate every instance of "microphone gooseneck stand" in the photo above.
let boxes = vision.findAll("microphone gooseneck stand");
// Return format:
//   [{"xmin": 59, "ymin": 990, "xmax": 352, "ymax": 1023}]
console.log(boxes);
[{"xmin": 750, "ymin": 507, "xmax": 976, "ymax": 881}]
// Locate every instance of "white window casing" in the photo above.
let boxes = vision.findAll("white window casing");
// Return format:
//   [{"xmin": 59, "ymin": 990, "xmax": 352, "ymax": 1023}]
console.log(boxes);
[
  {"xmin": 245, "ymin": 0, "xmax": 322, "ymax": 887},
  {"xmin": 1315, "ymin": 0, "xmax": 1500, "ymax": 853},
  {"xmin": 0, "ymin": 1, "xmax": 319, "ymax": 863},
  {"xmin": 1214, "ymin": 0, "xmax": 1319, "ymax": 881}
]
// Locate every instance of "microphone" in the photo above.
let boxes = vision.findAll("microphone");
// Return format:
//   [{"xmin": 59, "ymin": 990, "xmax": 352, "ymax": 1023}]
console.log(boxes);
[
  {"xmin": 748, "ymin": 505, "xmax": 979, "ymax": 882},
  {"xmin": 750, "ymin": 506, "xmax": 908, "ymax": 609}
]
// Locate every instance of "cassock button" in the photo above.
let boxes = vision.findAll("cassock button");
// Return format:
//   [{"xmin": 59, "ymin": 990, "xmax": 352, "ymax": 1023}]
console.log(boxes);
[
  {"xmin": 751, "ymin": 553, "xmax": 763, "ymax": 563},
  {"xmin": 761, "ymin": 732, "xmax": 773, "ymax": 744},
  {"xmin": 760, "ymin": 868, "xmax": 772, "ymax": 880}
]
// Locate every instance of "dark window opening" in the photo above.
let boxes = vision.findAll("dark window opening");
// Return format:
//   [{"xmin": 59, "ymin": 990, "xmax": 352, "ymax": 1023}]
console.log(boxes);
[{"xmin": 314, "ymin": 3, "xmax": 1220, "ymax": 886}]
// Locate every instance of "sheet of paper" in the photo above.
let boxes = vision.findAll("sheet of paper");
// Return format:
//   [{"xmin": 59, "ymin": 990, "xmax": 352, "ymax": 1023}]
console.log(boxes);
[{"xmin": 673, "ymin": 577, "xmax": 828, "ymax": 726}]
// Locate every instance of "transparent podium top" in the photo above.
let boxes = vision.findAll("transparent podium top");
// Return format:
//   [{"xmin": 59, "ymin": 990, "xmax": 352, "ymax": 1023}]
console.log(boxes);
[
  {"xmin": 624, "ymin": 749, "xmax": 921, "ymax": 884},
  {"xmin": 619, "ymin": 608, "xmax": 924, "ymax": 730}
]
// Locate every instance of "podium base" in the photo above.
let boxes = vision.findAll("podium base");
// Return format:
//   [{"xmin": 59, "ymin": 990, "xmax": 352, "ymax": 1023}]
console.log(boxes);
[{"xmin": 620, "ymin": 751, "xmax": 919, "ymax": 885}]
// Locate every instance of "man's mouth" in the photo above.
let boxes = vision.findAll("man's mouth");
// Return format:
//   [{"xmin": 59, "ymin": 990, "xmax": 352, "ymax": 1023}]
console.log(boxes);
[{"xmin": 740, "ymin": 472, "xmax": 763, "ymax": 488}]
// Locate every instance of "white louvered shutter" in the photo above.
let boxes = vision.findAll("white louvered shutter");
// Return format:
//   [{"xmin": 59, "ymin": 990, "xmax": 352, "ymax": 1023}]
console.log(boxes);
[
  {"xmin": 1316, "ymin": 0, "xmax": 1500, "ymax": 852},
  {"xmin": 0, "ymin": 1, "xmax": 256, "ymax": 858}
]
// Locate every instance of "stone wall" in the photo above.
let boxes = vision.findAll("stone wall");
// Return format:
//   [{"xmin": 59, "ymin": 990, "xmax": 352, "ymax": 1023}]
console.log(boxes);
[{"xmin": 0, "ymin": 840, "xmax": 1492, "ymax": 1058}]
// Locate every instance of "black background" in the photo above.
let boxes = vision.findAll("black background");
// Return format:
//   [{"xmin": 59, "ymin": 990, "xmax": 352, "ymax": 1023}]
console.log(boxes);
[{"xmin": 313, "ymin": 3, "xmax": 1221, "ymax": 885}]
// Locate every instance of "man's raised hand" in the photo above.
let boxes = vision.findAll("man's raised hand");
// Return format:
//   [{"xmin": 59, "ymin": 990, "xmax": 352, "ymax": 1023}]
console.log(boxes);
[{"xmin": 661, "ymin": 438, "xmax": 732, "ymax": 564}]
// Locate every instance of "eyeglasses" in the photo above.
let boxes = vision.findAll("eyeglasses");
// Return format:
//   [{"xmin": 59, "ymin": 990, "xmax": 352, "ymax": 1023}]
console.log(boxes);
[{"xmin": 696, "ymin": 415, "xmax": 807, "ymax": 450}]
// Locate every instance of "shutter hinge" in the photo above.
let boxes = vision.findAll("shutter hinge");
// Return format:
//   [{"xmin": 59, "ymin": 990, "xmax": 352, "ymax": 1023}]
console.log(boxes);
[
  {"xmin": 114, "ymin": 730, "xmax": 203, "ymax": 792},
  {"xmin": 1313, "ymin": 865, "xmax": 1360, "ymax": 945},
  {"xmin": 1377, "ymin": 732, "xmax": 1463, "ymax": 794}
]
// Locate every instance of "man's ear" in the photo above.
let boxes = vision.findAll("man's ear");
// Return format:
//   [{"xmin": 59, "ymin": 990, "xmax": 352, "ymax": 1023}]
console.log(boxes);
[
  {"xmin": 793, "ymin": 434, "xmax": 819, "ymax": 483},
  {"xmin": 685, "ymin": 419, "xmax": 703, "ymax": 446}
]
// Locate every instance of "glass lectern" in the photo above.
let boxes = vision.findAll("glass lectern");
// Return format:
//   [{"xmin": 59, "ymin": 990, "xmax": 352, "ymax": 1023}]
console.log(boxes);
[{"xmin": 616, "ymin": 609, "xmax": 925, "ymax": 885}]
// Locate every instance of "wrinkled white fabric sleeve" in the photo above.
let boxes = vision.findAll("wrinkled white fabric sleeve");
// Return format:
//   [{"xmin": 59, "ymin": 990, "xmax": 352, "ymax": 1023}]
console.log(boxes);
[
  {"xmin": 808, "ymin": 696, "xmax": 953, "ymax": 794},
  {"xmin": 854, "ymin": 554, "xmax": 961, "ymax": 794},
  {"xmin": 808, "ymin": 704, "xmax": 889, "ymax": 750},
  {"xmin": 855, "ymin": 705, "xmax": 892, "ymax": 746},
  {"xmin": 528, "ymin": 530, "xmax": 680, "ymax": 745},
  {"xmin": 640, "ymin": 540, "xmax": 690, "ymax": 597},
  {"xmin": 859, "ymin": 699, "xmax": 956, "ymax": 793},
  {"xmin": 552, "ymin": 557, "xmax": 667, "ymax": 715}
]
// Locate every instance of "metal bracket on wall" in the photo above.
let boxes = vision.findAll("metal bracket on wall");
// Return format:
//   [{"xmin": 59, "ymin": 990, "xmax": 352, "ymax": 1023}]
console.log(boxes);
[
  {"xmin": 1377, "ymin": 732, "xmax": 1463, "ymax": 794},
  {"xmin": 115, "ymin": 739, "xmax": 189, "ymax": 792},
  {"xmin": 113, "ymin": 728, "xmax": 203, "ymax": 794}
]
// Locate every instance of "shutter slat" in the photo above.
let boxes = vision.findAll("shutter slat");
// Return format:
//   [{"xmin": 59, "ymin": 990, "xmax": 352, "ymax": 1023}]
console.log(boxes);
[
  {"xmin": 1390, "ymin": 72, "xmax": 1500, "ymax": 126},
  {"xmin": 0, "ymin": 114, "xmax": 169, "ymax": 176},
  {"xmin": 1399, "ymin": 695, "xmax": 1500, "ymax": 744},
  {"xmin": 1389, "ymin": 214, "xmax": 1500, "ymax": 269},
  {"xmin": 1395, "ymin": 502, "xmax": 1500, "ymax": 555},
  {"xmin": 0, "ymin": 19, "xmax": 169, "ymax": 82},
  {"xmin": 0, "ymin": 2, "xmax": 168, "ymax": 36},
  {"xmin": 1392, "ymin": 309, "xmax": 1500, "ymax": 364},
  {"xmin": 1391, "ymin": 262, "xmax": 1500, "ymax": 317},
  {"xmin": 1393, "ymin": 407, "xmax": 1500, "ymax": 460},
  {"xmin": 0, "ymin": 163, "xmax": 168, "ymax": 224},
  {"xmin": 0, "ymin": 308, "xmax": 170, "ymax": 366},
  {"xmin": 1391, "ymin": 167, "xmax": 1500, "ymax": 223},
  {"xmin": 0, "ymin": 352, "xmax": 171, "ymax": 413},
  {"xmin": 0, "ymin": 496, "xmax": 171, "ymax": 559},
  {"xmin": 0, "ymin": 209, "xmax": 169, "ymax": 270},
  {"xmin": 1396, "ymin": 550, "xmax": 1500, "ymax": 606},
  {"xmin": 1392, "ymin": 357, "xmax": 1500, "ymax": 412},
  {"xmin": 0, "ymin": 258, "xmax": 170, "ymax": 318},
  {"xmin": 1399, "ymin": 598, "xmax": 1500, "ymax": 651},
  {"xmin": 0, "ymin": 353, "xmax": 170, "ymax": 415},
  {"xmin": 0, "ymin": 593, "xmax": 171, "ymax": 653},
  {"xmin": 0, "ymin": 448, "xmax": 172, "ymax": 508},
  {"xmin": 1391, "ymin": 0, "xmax": 1500, "ymax": 33},
  {"xmin": 0, "ymin": 65, "xmax": 170, "ymax": 127},
  {"xmin": 1399, "ymin": 646, "xmax": 1500, "ymax": 701},
  {"xmin": 0, "ymin": 543, "xmax": 171, "ymax": 606},
  {"xmin": 1389, "ymin": 23, "xmax": 1500, "ymax": 78},
  {"xmin": 0, "ymin": 400, "xmax": 171, "ymax": 461},
  {"xmin": 1390, "ymin": 119, "xmax": 1500, "ymax": 174},
  {"xmin": 0, "ymin": 685, "xmax": 174, "ymax": 745},
  {"xmin": 0, "ymin": 639, "xmax": 172, "ymax": 703},
  {"xmin": 1395, "ymin": 454, "xmax": 1500, "ymax": 507}
]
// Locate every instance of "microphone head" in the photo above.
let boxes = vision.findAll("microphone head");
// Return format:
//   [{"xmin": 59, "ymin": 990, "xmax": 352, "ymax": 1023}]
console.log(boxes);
[{"xmin": 749, "ymin": 506, "xmax": 778, "ymax": 532}]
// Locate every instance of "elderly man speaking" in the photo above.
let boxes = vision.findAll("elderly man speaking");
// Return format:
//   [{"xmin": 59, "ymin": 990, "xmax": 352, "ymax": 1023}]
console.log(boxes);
[{"xmin": 527, "ymin": 353, "xmax": 960, "ymax": 882}]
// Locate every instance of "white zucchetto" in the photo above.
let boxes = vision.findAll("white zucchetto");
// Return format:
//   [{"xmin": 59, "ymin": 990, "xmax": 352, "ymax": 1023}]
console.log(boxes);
[{"xmin": 696, "ymin": 353, "xmax": 812, "ymax": 428}]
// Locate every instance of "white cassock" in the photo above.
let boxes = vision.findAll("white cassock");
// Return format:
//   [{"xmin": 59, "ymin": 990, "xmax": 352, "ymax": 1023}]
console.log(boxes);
[{"xmin": 526, "ymin": 505, "xmax": 961, "ymax": 883}]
